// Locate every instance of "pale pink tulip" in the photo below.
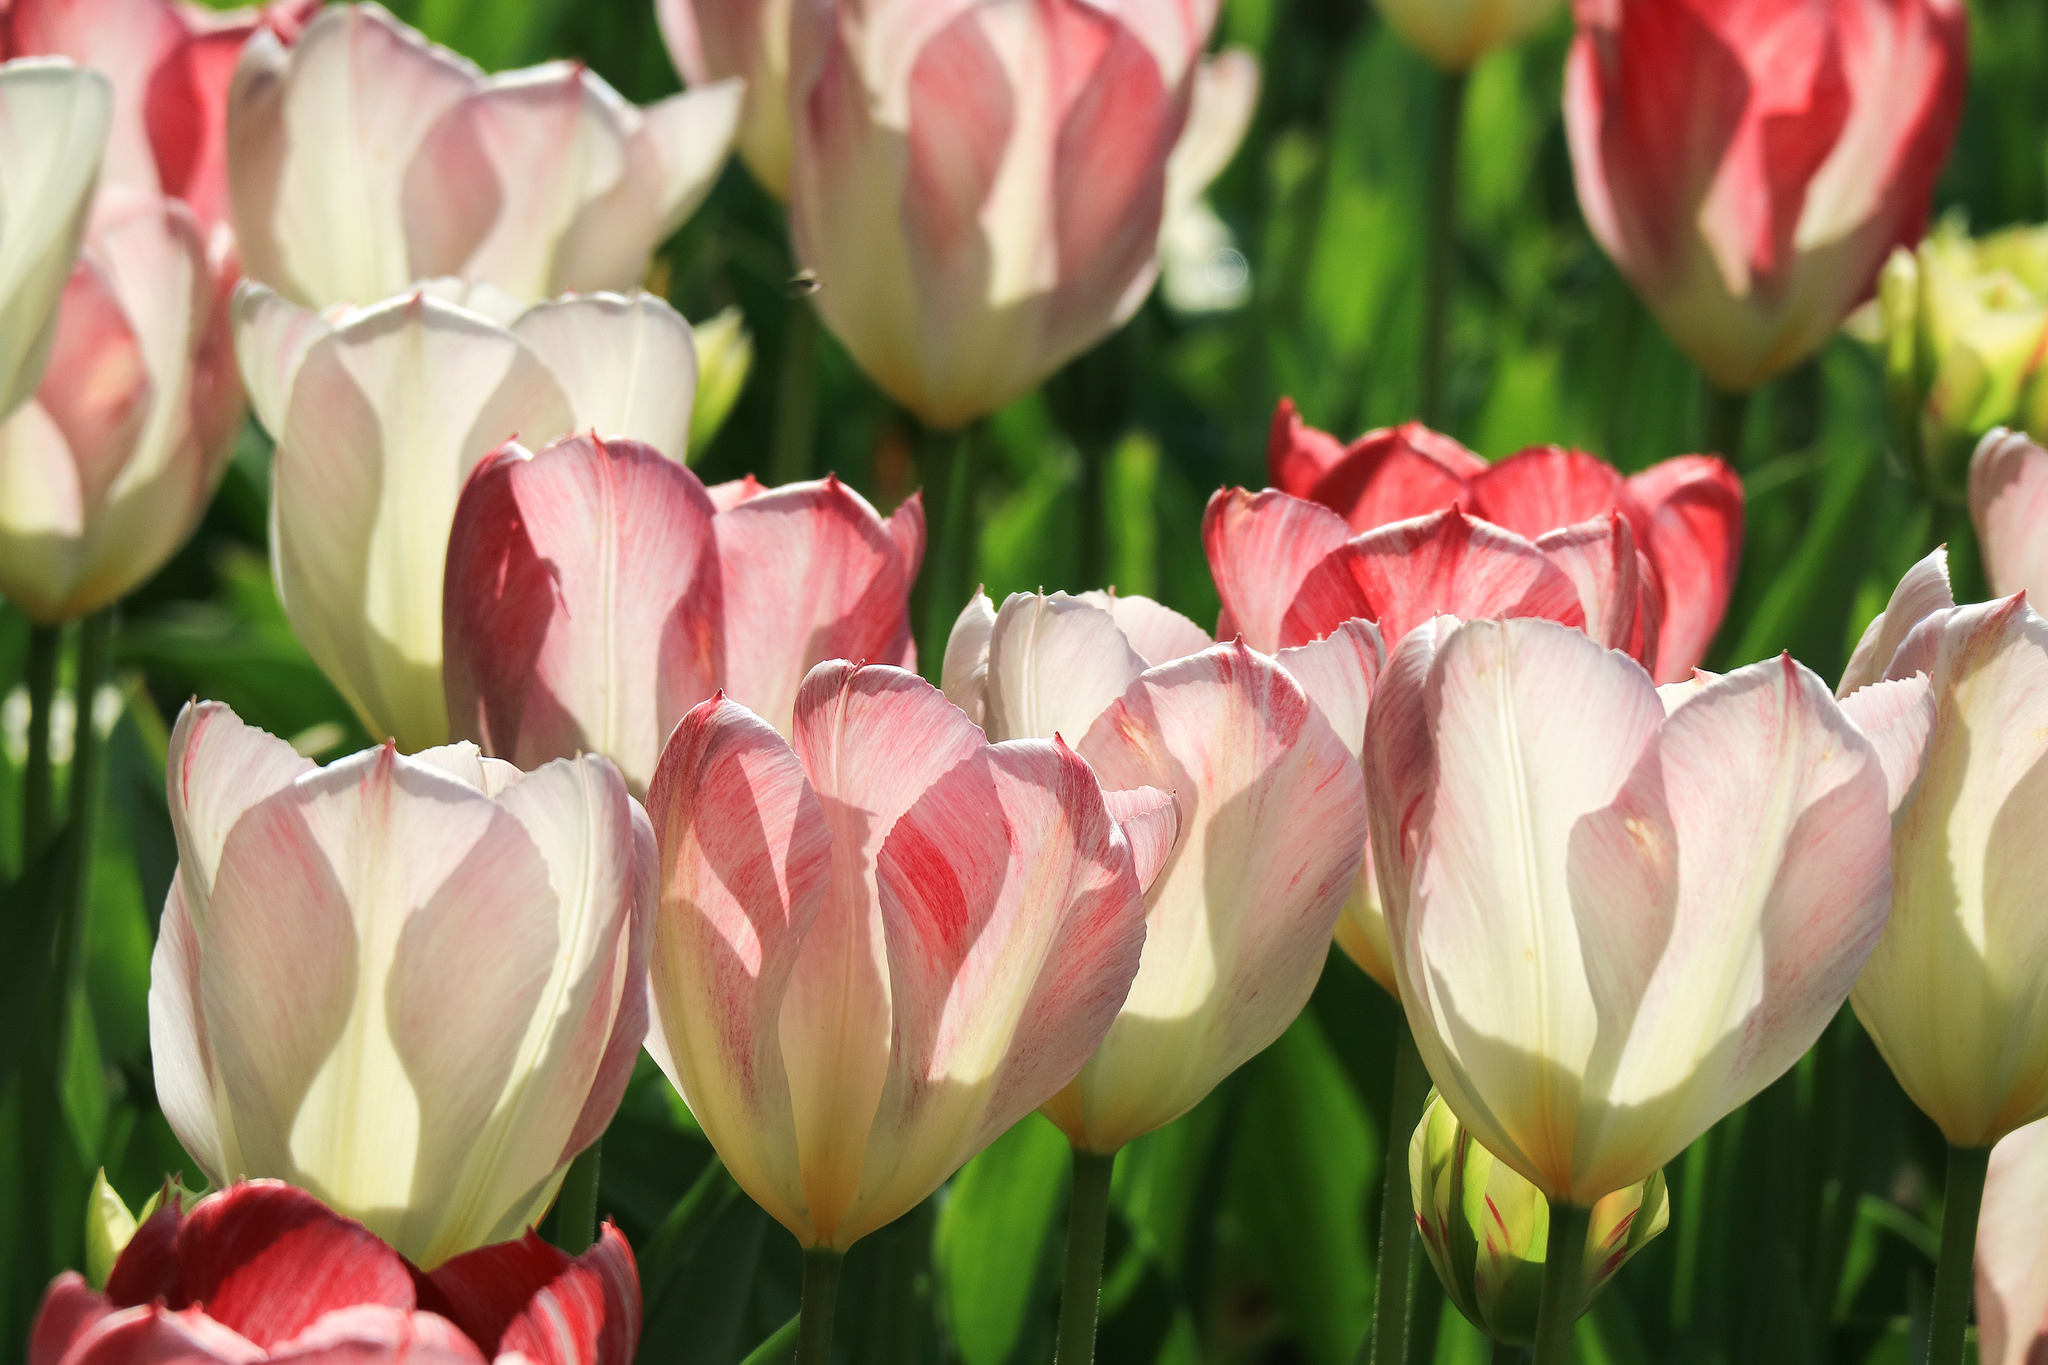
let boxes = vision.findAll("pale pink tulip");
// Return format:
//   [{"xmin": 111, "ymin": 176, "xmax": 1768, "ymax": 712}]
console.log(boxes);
[
  {"xmin": 1370, "ymin": 616, "xmax": 1923, "ymax": 1204},
  {"xmin": 659, "ymin": 0, "xmax": 795, "ymax": 196},
  {"xmin": 149, "ymin": 701, "xmax": 654, "ymax": 1269},
  {"xmin": 644, "ymin": 662, "xmax": 1168, "ymax": 1247},
  {"xmin": 1841, "ymin": 550, "xmax": 2048, "ymax": 1148},
  {"xmin": 1970, "ymin": 428, "xmax": 2048, "ymax": 604},
  {"xmin": 1565, "ymin": 0, "xmax": 1967, "ymax": 392},
  {"xmin": 442, "ymin": 433, "xmax": 923, "ymax": 792},
  {"xmin": 786, "ymin": 0, "xmax": 1257, "ymax": 429},
  {"xmin": 226, "ymin": 3, "xmax": 741, "ymax": 310},
  {"xmin": 1977, "ymin": 1118, "xmax": 2048, "ymax": 1365}
]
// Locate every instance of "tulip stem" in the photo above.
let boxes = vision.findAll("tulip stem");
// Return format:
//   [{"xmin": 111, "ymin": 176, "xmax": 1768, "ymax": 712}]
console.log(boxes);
[
  {"xmin": 54, "ymin": 610, "xmax": 112, "ymax": 1009},
  {"xmin": 554, "ymin": 1140, "xmax": 602, "ymax": 1254},
  {"xmin": 1490, "ymin": 1340, "xmax": 1527, "ymax": 1365},
  {"xmin": 772, "ymin": 297, "xmax": 818, "ymax": 486},
  {"xmin": 1054, "ymin": 1147, "xmax": 1118, "ymax": 1365},
  {"xmin": 1531, "ymin": 1200, "xmax": 1592, "ymax": 1365},
  {"xmin": 1365, "ymin": 1016, "xmax": 1431, "ymax": 1364},
  {"xmin": 915, "ymin": 423, "xmax": 975, "ymax": 677},
  {"xmin": 1925, "ymin": 1142, "xmax": 1990, "ymax": 1365},
  {"xmin": 795, "ymin": 1247, "xmax": 844, "ymax": 1365},
  {"xmin": 1420, "ymin": 68, "xmax": 1468, "ymax": 428},
  {"xmin": 22, "ymin": 622, "xmax": 59, "ymax": 860},
  {"xmin": 737, "ymin": 1312, "xmax": 800, "ymax": 1365},
  {"xmin": 1702, "ymin": 381, "xmax": 1751, "ymax": 466}
]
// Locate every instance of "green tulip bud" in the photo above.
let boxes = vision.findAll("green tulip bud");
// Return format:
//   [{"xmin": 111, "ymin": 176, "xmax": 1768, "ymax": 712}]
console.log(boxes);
[
  {"xmin": 1408, "ymin": 1091, "xmax": 1669, "ymax": 1346},
  {"xmin": 689, "ymin": 307, "xmax": 754, "ymax": 458},
  {"xmin": 84, "ymin": 1171, "xmax": 205, "ymax": 1289}
]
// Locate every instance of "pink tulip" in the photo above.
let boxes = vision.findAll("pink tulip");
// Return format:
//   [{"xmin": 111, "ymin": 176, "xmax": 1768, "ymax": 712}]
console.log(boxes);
[
  {"xmin": 1977, "ymin": 1118, "xmax": 2048, "ymax": 1365},
  {"xmin": 150, "ymin": 702, "xmax": 653, "ymax": 1268},
  {"xmin": 226, "ymin": 3, "xmax": 741, "ymax": 310},
  {"xmin": 786, "ymin": 0, "xmax": 1257, "ymax": 429},
  {"xmin": 644, "ymin": 662, "xmax": 1168, "ymax": 1248},
  {"xmin": 3, "ymin": 0, "xmax": 316, "ymax": 240},
  {"xmin": 31, "ymin": 1181, "xmax": 639, "ymax": 1365},
  {"xmin": 658, "ymin": 0, "xmax": 795, "ymax": 196},
  {"xmin": 1368, "ymin": 616, "xmax": 1924, "ymax": 1203},
  {"xmin": 1970, "ymin": 428, "xmax": 2048, "ymax": 604},
  {"xmin": 1564, "ymin": 0, "xmax": 1968, "ymax": 392},
  {"xmin": 443, "ymin": 434, "xmax": 923, "ymax": 793},
  {"xmin": 1251, "ymin": 400, "xmax": 1745, "ymax": 680}
]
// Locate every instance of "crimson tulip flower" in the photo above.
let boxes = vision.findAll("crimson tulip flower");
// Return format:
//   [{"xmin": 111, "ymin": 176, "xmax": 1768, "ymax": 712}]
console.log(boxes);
[
  {"xmin": 1564, "ymin": 0, "xmax": 1968, "ymax": 393},
  {"xmin": 442, "ymin": 434, "xmax": 923, "ymax": 794},
  {"xmin": 31, "ymin": 1181, "xmax": 638, "ymax": 1365}
]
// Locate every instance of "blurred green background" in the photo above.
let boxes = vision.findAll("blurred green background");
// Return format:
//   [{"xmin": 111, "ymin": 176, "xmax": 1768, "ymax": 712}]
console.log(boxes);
[{"xmin": 4, "ymin": 0, "xmax": 2045, "ymax": 1360}]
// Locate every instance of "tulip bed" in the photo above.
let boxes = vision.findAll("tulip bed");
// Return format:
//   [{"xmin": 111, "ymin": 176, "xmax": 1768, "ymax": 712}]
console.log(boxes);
[{"xmin": 4, "ymin": 0, "xmax": 2048, "ymax": 1364}]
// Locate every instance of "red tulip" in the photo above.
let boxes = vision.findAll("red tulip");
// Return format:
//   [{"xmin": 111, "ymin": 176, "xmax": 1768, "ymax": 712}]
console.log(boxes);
[
  {"xmin": 1564, "ymin": 0, "xmax": 1967, "ymax": 392},
  {"xmin": 31, "ymin": 1181, "xmax": 638, "ymax": 1365},
  {"xmin": 443, "ymin": 435, "xmax": 923, "ymax": 794},
  {"xmin": 1221, "ymin": 400, "xmax": 1745, "ymax": 682}
]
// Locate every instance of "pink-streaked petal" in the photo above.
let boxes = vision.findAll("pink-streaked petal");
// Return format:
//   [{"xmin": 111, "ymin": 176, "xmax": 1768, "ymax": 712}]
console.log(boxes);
[
  {"xmin": 1057, "ymin": 642, "xmax": 1369, "ymax": 1151},
  {"xmin": 1978, "ymin": 1118, "xmax": 2048, "ymax": 1365},
  {"xmin": 940, "ymin": 590, "xmax": 996, "ymax": 728},
  {"xmin": 30, "ymin": 1273, "xmax": 114, "ymax": 1365},
  {"xmin": 493, "ymin": 1223, "xmax": 638, "ymax": 1365},
  {"xmin": 1360, "ymin": 614, "xmax": 1458, "ymax": 935},
  {"xmin": 1467, "ymin": 445, "xmax": 1631, "ymax": 539},
  {"xmin": 265, "ymin": 1305, "xmax": 486, "ymax": 1365},
  {"xmin": 711, "ymin": 477, "xmax": 920, "ymax": 737},
  {"xmin": 1533, "ymin": 512, "xmax": 1661, "ymax": 666},
  {"xmin": 508, "ymin": 293, "xmax": 697, "ymax": 457},
  {"xmin": 1971, "ymin": 429, "xmax": 2048, "ymax": 605},
  {"xmin": 1281, "ymin": 507, "xmax": 1588, "ymax": 650},
  {"xmin": 1102, "ymin": 784, "xmax": 1181, "ymax": 896},
  {"xmin": 29, "ymin": 257, "xmax": 149, "ymax": 521},
  {"xmin": 1625, "ymin": 454, "xmax": 1744, "ymax": 681},
  {"xmin": 4, "ymin": 0, "xmax": 186, "ymax": 199},
  {"xmin": 1079, "ymin": 590, "xmax": 1211, "ymax": 665},
  {"xmin": 705, "ymin": 473, "xmax": 765, "ymax": 512},
  {"xmin": 1838, "ymin": 547, "xmax": 1955, "ymax": 696},
  {"xmin": 147, "ymin": 878, "xmax": 226, "ymax": 1186},
  {"xmin": 1837, "ymin": 673, "xmax": 1935, "ymax": 814},
  {"xmin": 885, "ymin": 490, "xmax": 926, "ymax": 588},
  {"xmin": 229, "ymin": 281, "xmax": 328, "ymax": 439},
  {"xmin": 981, "ymin": 592, "xmax": 1147, "ymax": 744},
  {"xmin": 644, "ymin": 695, "xmax": 828, "ymax": 1243},
  {"xmin": 165, "ymin": 699, "xmax": 315, "ymax": 921},
  {"xmin": 60, "ymin": 1303, "xmax": 265, "ymax": 1365},
  {"xmin": 1274, "ymin": 616, "xmax": 1385, "ymax": 760},
  {"xmin": 855, "ymin": 736, "xmax": 1148, "ymax": 1237},
  {"xmin": 1200, "ymin": 486, "xmax": 1351, "ymax": 652},
  {"xmin": 1305, "ymin": 422, "xmax": 1488, "ymax": 533}
]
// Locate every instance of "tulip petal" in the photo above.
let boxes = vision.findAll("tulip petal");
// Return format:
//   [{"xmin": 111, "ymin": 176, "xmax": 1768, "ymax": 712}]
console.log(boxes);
[
  {"xmin": 983, "ymin": 592, "xmax": 1147, "ymax": 744},
  {"xmin": 1624, "ymin": 455, "xmax": 1744, "ymax": 681},
  {"xmin": 1201, "ymin": 486, "xmax": 1351, "ymax": 652},
  {"xmin": 231, "ymin": 283, "xmax": 329, "ymax": 445},
  {"xmin": 645, "ymin": 695, "xmax": 831, "ymax": 1242},
  {"xmin": 1977, "ymin": 1117, "xmax": 2048, "ymax": 1365},
  {"xmin": 30, "ymin": 1274, "xmax": 113, "ymax": 1365},
  {"xmin": 1056, "ymin": 643, "xmax": 1369, "ymax": 1151},
  {"xmin": 1837, "ymin": 673, "xmax": 1936, "ymax": 813},
  {"xmin": 855, "ymin": 737, "xmax": 1149, "ymax": 1236},
  {"xmin": 3, "ymin": 0, "xmax": 184, "ymax": 200},
  {"xmin": 148, "ymin": 879, "xmax": 226, "ymax": 1185},
  {"xmin": 1362, "ymin": 614, "xmax": 1458, "ymax": 938},
  {"xmin": 510, "ymin": 294, "xmax": 698, "ymax": 458},
  {"xmin": 1467, "ymin": 446, "xmax": 1632, "ymax": 541},
  {"xmin": 782, "ymin": 663, "xmax": 985, "ymax": 1244},
  {"xmin": 1102, "ymin": 785, "xmax": 1181, "ymax": 896},
  {"xmin": 1078, "ymin": 590, "xmax": 1212, "ymax": 665},
  {"xmin": 1162, "ymin": 48, "xmax": 1258, "ymax": 219},
  {"xmin": 1281, "ymin": 508, "xmax": 1588, "ymax": 650},
  {"xmin": 59, "ymin": 1304, "xmax": 265, "ymax": 1365},
  {"xmin": 1532, "ymin": 512, "xmax": 1661, "ymax": 666},
  {"xmin": 1971, "ymin": 428, "xmax": 2048, "ymax": 604},
  {"xmin": 711, "ymin": 478, "xmax": 921, "ymax": 737},
  {"xmin": 166, "ymin": 701, "xmax": 316, "ymax": 922},
  {"xmin": 265, "ymin": 1305, "xmax": 487, "ymax": 1365},
  {"xmin": 421, "ymin": 1232, "xmax": 567, "ymax": 1353},
  {"xmin": 1838, "ymin": 546, "xmax": 1954, "ymax": 696},
  {"xmin": 1266, "ymin": 397, "xmax": 1348, "ymax": 498},
  {"xmin": 1275, "ymin": 617, "xmax": 1385, "ymax": 761},
  {"xmin": 494, "ymin": 1223, "xmax": 639, "ymax": 1365},
  {"xmin": 1305, "ymin": 423, "xmax": 1489, "ymax": 533},
  {"xmin": 940, "ymin": 590, "xmax": 997, "ymax": 728}
]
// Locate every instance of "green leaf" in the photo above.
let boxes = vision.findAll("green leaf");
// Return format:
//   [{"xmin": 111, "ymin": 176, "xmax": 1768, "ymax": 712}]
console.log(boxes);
[
  {"xmin": 934, "ymin": 1113, "xmax": 1070, "ymax": 1365},
  {"xmin": 59, "ymin": 985, "xmax": 108, "ymax": 1164}
]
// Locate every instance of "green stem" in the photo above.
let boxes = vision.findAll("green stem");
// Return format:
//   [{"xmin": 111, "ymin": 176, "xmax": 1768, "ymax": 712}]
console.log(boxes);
[
  {"xmin": 22, "ymin": 622, "xmax": 59, "ymax": 860},
  {"xmin": 1365, "ymin": 1016, "xmax": 1432, "ymax": 1364},
  {"xmin": 1491, "ymin": 1340, "xmax": 1527, "ymax": 1365},
  {"xmin": 1702, "ymin": 380, "xmax": 1752, "ymax": 467},
  {"xmin": 639, "ymin": 1154, "xmax": 740, "ymax": 1315},
  {"xmin": 914, "ymin": 424, "xmax": 975, "ymax": 678},
  {"xmin": 795, "ymin": 1247, "xmax": 844, "ymax": 1365},
  {"xmin": 1531, "ymin": 1201, "xmax": 1592, "ymax": 1365},
  {"xmin": 553, "ymin": 1140, "xmax": 602, "ymax": 1254},
  {"xmin": 52, "ymin": 610, "xmax": 112, "ymax": 1027},
  {"xmin": 737, "ymin": 1313, "xmax": 800, "ymax": 1365},
  {"xmin": 1054, "ymin": 1148, "xmax": 1118, "ymax": 1365},
  {"xmin": 771, "ymin": 296, "xmax": 818, "ymax": 486},
  {"xmin": 1925, "ymin": 1142, "xmax": 1990, "ymax": 1365},
  {"xmin": 1419, "ymin": 69, "xmax": 1468, "ymax": 429}
]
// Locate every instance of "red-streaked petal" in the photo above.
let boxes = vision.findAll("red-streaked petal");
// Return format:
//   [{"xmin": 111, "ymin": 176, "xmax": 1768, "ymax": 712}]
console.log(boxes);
[
  {"xmin": 1625, "ymin": 454, "xmax": 1743, "ymax": 682},
  {"xmin": 1467, "ymin": 445, "xmax": 1631, "ymax": 540},
  {"xmin": 1201, "ymin": 486, "xmax": 1351, "ymax": 652},
  {"xmin": 30, "ymin": 1274, "xmax": 114, "ymax": 1365},
  {"xmin": 422, "ymin": 1233, "xmax": 566, "ymax": 1355},
  {"xmin": 493, "ymin": 1223, "xmax": 639, "ymax": 1365},
  {"xmin": 1533, "ymin": 512, "xmax": 1661, "ymax": 666},
  {"xmin": 1102, "ymin": 784, "xmax": 1181, "ymax": 895},
  {"xmin": 265, "ymin": 1305, "xmax": 487, "ymax": 1365},
  {"xmin": 1266, "ymin": 396, "xmax": 1347, "ymax": 497},
  {"xmin": 1305, "ymin": 421, "xmax": 1487, "ymax": 532},
  {"xmin": 60, "ymin": 1304, "xmax": 265, "ymax": 1365}
]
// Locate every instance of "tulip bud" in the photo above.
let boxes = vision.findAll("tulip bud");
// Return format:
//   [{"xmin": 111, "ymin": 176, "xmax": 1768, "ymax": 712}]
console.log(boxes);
[
  {"xmin": 1411, "ymin": 1092, "xmax": 1668, "ymax": 1345},
  {"xmin": 689, "ymin": 307, "xmax": 753, "ymax": 454},
  {"xmin": 149, "ymin": 702, "xmax": 655, "ymax": 1269},
  {"xmin": 1374, "ymin": 0, "xmax": 1563, "ymax": 71}
]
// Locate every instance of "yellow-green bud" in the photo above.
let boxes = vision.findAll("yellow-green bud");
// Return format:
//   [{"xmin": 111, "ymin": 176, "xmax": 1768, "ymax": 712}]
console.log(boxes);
[
  {"xmin": 689, "ymin": 307, "xmax": 754, "ymax": 458},
  {"xmin": 1408, "ymin": 1091, "xmax": 1669, "ymax": 1346}
]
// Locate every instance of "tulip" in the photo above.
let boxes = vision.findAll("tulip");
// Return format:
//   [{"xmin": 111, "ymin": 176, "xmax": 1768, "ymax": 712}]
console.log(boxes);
[
  {"xmin": 645, "ymin": 661, "xmax": 1168, "ymax": 1249},
  {"xmin": 1976, "ymin": 1117, "xmax": 2048, "ymax": 1365},
  {"xmin": 3, "ymin": 0, "xmax": 316, "ymax": 240},
  {"xmin": 1971, "ymin": 429, "xmax": 2048, "ymax": 605},
  {"xmin": 443, "ymin": 432, "xmax": 923, "ymax": 792},
  {"xmin": 1856, "ymin": 224, "xmax": 2048, "ymax": 497},
  {"xmin": 225, "ymin": 2, "xmax": 741, "ymax": 310},
  {"xmin": 149, "ymin": 701, "xmax": 653, "ymax": 1268},
  {"xmin": 237, "ymin": 281, "xmax": 698, "ymax": 750},
  {"xmin": 1375, "ymin": 0, "xmax": 1564, "ymax": 70},
  {"xmin": 786, "ymin": 0, "xmax": 1256, "ymax": 430},
  {"xmin": 1411, "ymin": 1091, "xmax": 1668, "ymax": 1345},
  {"xmin": 1254, "ymin": 400, "xmax": 1746, "ymax": 680},
  {"xmin": 658, "ymin": 0, "xmax": 795, "ymax": 197},
  {"xmin": 1369, "ymin": 616, "xmax": 1924, "ymax": 1209},
  {"xmin": 0, "ymin": 192, "xmax": 243, "ymax": 621},
  {"xmin": 0, "ymin": 59, "xmax": 112, "ymax": 420},
  {"xmin": 1564, "ymin": 0, "xmax": 1968, "ymax": 393},
  {"xmin": 1841, "ymin": 548, "xmax": 2048, "ymax": 1149},
  {"xmin": 33, "ymin": 1181, "xmax": 639, "ymax": 1365}
]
